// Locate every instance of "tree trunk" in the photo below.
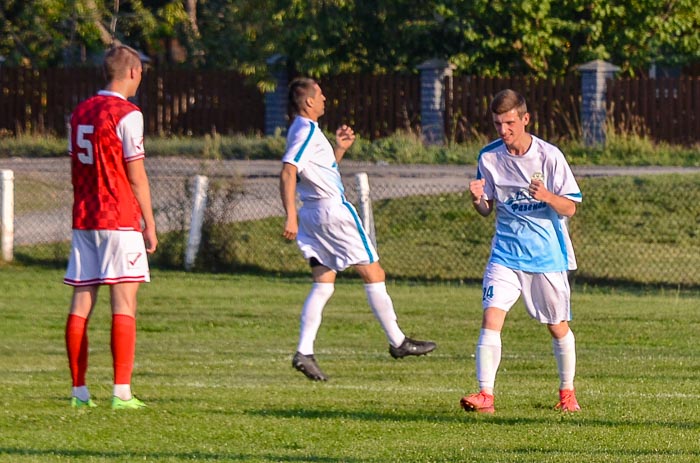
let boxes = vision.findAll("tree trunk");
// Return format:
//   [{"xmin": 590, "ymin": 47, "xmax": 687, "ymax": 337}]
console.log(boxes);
[
  {"xmin": 85, "ymin": 0, "xmax": 120, "ymax": 46},
  {"xmin": 185, "ymin": 0, "xmax": 199, "ymax": 35}
]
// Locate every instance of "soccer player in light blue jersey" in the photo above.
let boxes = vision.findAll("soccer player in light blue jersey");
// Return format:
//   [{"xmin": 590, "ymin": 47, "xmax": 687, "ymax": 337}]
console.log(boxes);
[
  {"xmin": 280, "ymin": 77, "xmax": 436, "ymax": 381},
  {"xmin": 461, "ymin": 89, "xmax": 582, "ymax": 413}
]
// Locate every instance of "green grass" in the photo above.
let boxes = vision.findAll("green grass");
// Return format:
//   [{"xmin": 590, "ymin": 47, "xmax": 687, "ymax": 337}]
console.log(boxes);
[{"xmin": 1, "ymin": 265, "xmax": 699, "ymax": 462}]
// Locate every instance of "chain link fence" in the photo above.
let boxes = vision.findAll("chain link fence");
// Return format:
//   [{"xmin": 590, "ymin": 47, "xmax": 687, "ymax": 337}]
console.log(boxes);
[{"xmin": 1, "ymin": 157, "xmax": 699, "ymax": 288}]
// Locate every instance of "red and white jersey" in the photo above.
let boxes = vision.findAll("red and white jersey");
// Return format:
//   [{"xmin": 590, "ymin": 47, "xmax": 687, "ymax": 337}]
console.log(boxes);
[{"xmin": 68, "ymin": 90, "xmax": 145, "ymax": 231}]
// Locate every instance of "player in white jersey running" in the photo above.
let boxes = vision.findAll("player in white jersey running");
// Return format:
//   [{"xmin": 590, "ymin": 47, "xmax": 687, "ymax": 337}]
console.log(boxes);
[
  {"xmin": 460, "ymin": 89, "xmax": 582, "ymax": 413},
  {"xmin": 280, "ymin": 77, "xmax": 436, "ymax": 381}
]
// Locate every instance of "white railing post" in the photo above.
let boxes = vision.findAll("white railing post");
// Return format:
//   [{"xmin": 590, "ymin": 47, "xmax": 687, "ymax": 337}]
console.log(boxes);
[
  {"xmin": 1, "ymin": 170, "xmax": 14, "ymax": 262},
  {"xmin": 354, "ymin": 172, "xmax": 376, "ymax": 249},
  {"xmin": 185, "ymin": 175, "xmax": 209, "ymax": 271}
]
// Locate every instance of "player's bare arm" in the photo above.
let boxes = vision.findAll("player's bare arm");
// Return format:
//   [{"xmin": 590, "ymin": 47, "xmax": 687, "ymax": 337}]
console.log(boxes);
[
  {"xmin": 280, "ymin": 162, "xmax": 299, "ymax": 240},
  {"xmin": 334, "ymin": 125, "xmax": 355, "ymax": 162},
  {"xmin": 127, "ymin": 159, "xmax": 158, "ymax": 253},
  {"xmin": 469, "ymin": 178, "xmax": 492, "ymax": 217},
  {"xmin": 528, "ymin": 180, "xmax": 576, "ymax": 217}
]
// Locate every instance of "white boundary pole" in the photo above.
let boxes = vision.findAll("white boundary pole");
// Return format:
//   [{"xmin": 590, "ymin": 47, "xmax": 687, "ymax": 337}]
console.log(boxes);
[
  {"xmin": 185, "ymin": 175, "xmax": 209, "ymax": 271},
  {"xmin": 354, "ymin": 172, "xmax": 377, "ymax": 249},
  {"xmin": 1, "ymin": 170, "xmax": 14, "ymax": 262}
]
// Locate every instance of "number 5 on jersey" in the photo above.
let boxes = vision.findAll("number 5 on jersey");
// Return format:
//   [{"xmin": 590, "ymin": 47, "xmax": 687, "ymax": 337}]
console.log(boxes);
[{"xmin": 75, "ymin": 124, "xmax": 95, "ymax": 165}]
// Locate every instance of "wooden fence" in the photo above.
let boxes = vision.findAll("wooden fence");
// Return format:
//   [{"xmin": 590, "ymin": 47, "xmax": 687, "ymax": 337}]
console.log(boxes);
[
  {"xmin": 444, "ymin": 74, "xmax": 582, "ymax": 143},
  {"xmin": 607, "ymin": 76, "xmax": 700, "ymax": 145},
  {"xmin": 0, "ymin": 67, "xmax": 264, "ymax": 137},
  {"xmin": 318, "ymin": 73, "xmax": 421, "ymax": 139},
  {"xmin": 1, "ymin": 67, "xmax": 698, "ymax": 145}
]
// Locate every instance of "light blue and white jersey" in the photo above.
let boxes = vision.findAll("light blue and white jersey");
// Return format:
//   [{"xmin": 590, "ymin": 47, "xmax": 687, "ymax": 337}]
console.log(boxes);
[
  {"xmin": 281, "ymin": 116, "xmax": 344, "ymax": 202},
  {"xmin": 476, "ymin": 135, "xmax": 582, "ymax": 273}
]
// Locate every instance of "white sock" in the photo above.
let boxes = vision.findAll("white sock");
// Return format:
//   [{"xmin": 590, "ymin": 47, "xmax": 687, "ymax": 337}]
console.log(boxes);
[
  {"xmin": 552, "ymin": 329, "xmax": 576, "ymax": 390},
  {"xmin": 72, "ymin": 386, "xmax": 90, "ymax": 402},
  {"xmin": 296, "ymin": 282, "xmax": 335, "ymax": 355},
  {"xmin": 113, "ymin": 384, "xmax": 132, "ymax": 401},
  {"xmin": 364, "ymin": 282, "xmax": 405, "ymax": 347},
  {"xmin": 476, "ymin": 328, "xmax": 502, "ymax": 395}
]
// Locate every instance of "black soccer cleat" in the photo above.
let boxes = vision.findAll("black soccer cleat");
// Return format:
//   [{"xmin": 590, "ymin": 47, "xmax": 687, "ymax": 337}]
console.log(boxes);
[
  {"xmin": 389, "ymin": 337, "xmax": 437, "ymax": 359},
  {"xmin": 292, "ymin": 352, "xmax": 328, "ymax": 381}
]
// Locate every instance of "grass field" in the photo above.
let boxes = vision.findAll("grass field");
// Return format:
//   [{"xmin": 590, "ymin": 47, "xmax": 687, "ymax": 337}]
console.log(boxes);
[{"xmin": 1, "ymin": 266, "xmax": 699, "ymax": 462}]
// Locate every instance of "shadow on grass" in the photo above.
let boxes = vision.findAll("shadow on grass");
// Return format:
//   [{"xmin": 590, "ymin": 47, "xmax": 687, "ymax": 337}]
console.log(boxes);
[
  {"xmin": 472, "ymin": 446, "xmax": 700, "ymax": 459},
  {"xmin": 246, "ymin": 407, "xmax": 700, "ymax": 431},
  {"xmin": 12, "ymin": 253, "xmax": 67, "ymax": 269},
  {"xmin": 571, "ymin": 275, "xmax": 700, "ymax": 293},
  {"xmin": 0, "ymin": 447, "xmax": 359, "ymax": 462}
]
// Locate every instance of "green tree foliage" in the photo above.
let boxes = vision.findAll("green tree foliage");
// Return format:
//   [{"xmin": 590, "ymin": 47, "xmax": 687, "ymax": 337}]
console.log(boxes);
[
  {"xmin": 0, "ymin": 0, "xmax": 90, "ymax": 66},
  {"xmin": 0, "ymin": 0, "xmax": 191, "ymax": 67},
  {"xmin": 573, "ymin": 0, "xmax": 700, "ymax": 75},
  {"xmin": 429, "ymin": 0, "xmax": 581, "ymax": 77},
  {"xmin": 0, "ymin": 0, "xmax": 698, "ymax": 77}
]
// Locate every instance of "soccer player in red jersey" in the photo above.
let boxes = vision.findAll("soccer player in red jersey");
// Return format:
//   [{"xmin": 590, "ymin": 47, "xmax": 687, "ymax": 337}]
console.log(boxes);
[{"xmin": 64, "ymin": 44, "xmax": 157, "ymax": 410}]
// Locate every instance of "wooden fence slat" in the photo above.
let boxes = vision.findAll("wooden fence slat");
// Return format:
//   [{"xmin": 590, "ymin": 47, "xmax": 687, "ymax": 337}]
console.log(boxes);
[
  {"xmin": 0, "ymin": 68, "xmax": 698, "ymax": 144},
  {"xmin": 694, "ymin": 78, "xmax": 700, "ymax": 139}
]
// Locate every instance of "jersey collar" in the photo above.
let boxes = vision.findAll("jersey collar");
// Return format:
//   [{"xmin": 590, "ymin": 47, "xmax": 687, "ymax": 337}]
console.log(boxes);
[{"xmin": 97, "ymin": 90, "xmax": 127, "ymax": 100}]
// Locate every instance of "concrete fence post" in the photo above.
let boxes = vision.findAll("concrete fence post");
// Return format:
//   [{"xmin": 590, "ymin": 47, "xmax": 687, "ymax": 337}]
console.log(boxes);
[
  {"xmin": 579, "ymin": 59, "xmax": 620, "ymax": 146},
  {"xmin": 417, "ymin": 59, "xmax": 456, "ymax": 144},
  {"xmin": 185, "ymin": 175, "xmax": 209, "ymax": 271},
  {"xmin": 1, "ymin": 169, "xmax": 13, "ymax": 262},
  {"xmin": 264, "ymin": 54, "xmax": 288, "ymax": 136},
  {"xmin": 354, "ymin": 172, "xmax": 376, "ymax": 250}
]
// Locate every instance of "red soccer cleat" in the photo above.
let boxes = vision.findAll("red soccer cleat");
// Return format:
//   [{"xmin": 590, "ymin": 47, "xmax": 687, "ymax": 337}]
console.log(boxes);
[
  {"xmin": 555, "ymin": 389, "xmax": 581, "ymax": 412},
  {"xmin": 460, "ymin": 391, "xmax": 495, "ymax": 414}
]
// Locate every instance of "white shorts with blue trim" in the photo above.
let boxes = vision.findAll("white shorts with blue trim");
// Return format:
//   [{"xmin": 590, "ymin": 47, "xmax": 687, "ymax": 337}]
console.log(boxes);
[
  {"xmin": 481, "ymin": 262, "xmax": 571, "ymax": 324},
  {"xmin": 64, "ymin": 229, "xmax": 150, "ymax": 286},
  {"xmin": 297, "ymin": 198, "xmax": 378, "ymax": 272}
]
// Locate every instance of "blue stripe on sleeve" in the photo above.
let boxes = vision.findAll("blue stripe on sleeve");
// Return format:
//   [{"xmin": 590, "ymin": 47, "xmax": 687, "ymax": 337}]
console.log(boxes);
[
  {"xmin": 476, "ymin": 140, "xmax": 502, "ymax": 180},
  {"xmin": 293, "ymin": 122, "xmax": 315, "ymax": 162}
]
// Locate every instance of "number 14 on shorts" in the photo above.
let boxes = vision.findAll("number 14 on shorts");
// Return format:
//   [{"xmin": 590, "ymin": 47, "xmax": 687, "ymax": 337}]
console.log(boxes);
[{"xmin": 482, "ymin": 285, "xmax": 494, "ymax": 301}]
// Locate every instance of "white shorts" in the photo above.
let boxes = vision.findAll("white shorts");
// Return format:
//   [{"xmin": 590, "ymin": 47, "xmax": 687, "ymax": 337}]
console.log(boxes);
[
  {"xmin": 64, "ymin": 230, "xmax": 150, "ymax": 286},
  {"xmin": 482, "ymin": 262, "xmax": 571, "ymax": 324},
  {"xmin": 297, "ymin": 198, "xmax": 378, "ymax": 272}
]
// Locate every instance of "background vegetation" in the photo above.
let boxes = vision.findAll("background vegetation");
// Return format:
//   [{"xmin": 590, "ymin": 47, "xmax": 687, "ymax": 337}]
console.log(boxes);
[
  {"xmin": 2, "ymin": 130, "xmax": 700, "ymax": 167},
  {"xmin": 1, "ymin": 0, "xmax": 699, "ymax": 85}
]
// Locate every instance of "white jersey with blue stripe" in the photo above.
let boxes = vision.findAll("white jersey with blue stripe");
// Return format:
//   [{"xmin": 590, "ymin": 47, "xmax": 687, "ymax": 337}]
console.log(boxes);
[
  {"xmin": 281, "ymin": 116, "xmax": 378, "ymax": 269},
  {"xmin": 477, "ymin": 135, "xmax": 582, "ymax": 273},
  {"xmin": 281, "ymin": 116, "xmax": 344, "ymax": 202}
]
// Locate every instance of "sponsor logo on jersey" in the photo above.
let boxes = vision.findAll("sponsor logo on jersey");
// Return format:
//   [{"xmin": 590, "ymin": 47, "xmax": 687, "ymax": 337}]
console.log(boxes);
[{"xmin": 505, "ymin": 190, "xmax": 547, "ymax": 213}]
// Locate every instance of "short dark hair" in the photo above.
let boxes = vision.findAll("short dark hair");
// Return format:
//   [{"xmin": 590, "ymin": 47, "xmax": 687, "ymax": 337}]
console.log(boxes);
[
  {"xmin": 103, "ymin": 45, "xmax": 141, "ymax": 82},
  {"xmin": 490, "ymin": 89, "xmax": 527, "ymax": 118},
  {"xmin": 288, "ymin": 77, "xmax": 317, "ymax": 115}
]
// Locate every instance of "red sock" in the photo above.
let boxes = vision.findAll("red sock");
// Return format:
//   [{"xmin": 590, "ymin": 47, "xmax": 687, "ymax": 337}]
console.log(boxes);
[
  {"xmin": 111, "ymin": 314, "xmax": 136, "ymax": 385},
  {"xmin": 65, "ymin": 314, "xmax": 89, "ymax": 387}
]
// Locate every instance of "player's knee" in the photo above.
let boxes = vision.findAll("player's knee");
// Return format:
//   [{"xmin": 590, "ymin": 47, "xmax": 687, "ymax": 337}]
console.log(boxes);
[
  {"xmin": 312, "ymin": 281, "xmax": 335, "ymax": 298},
  {"xmin": 547, "ymin": 321, "xmax": 570, "ymax": 339},
  {"xmin": 357, "ymin": 262, "xmax": 385, "ymax": 283}
]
